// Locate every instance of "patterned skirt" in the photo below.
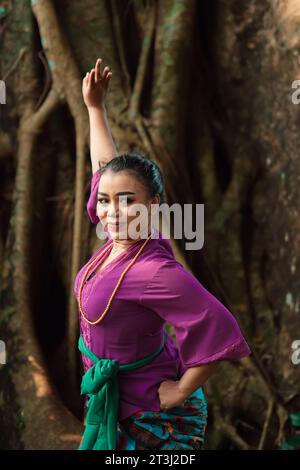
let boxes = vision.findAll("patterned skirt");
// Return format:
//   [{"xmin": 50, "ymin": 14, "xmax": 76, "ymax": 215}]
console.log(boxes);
[{"xmin": 116, "ymin": 387, "xmax": 208, "ymax": 450}]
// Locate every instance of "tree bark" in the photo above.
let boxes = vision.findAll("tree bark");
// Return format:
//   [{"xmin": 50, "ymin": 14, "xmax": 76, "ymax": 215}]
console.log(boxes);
[{"xmin": 0, "ymin": 0, "xmax": 299, "ymax": 450}]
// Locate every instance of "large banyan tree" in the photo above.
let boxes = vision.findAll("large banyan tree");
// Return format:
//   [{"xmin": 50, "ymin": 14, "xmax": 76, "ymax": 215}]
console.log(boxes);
[{"xmin": 0, "ymin": 0, "xmax": 300, "ymax": 450}]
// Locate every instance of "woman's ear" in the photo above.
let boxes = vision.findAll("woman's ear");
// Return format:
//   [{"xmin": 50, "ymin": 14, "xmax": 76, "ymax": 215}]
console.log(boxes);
[{"xmin": 150, "ymin": 195, "xmax": 160, "ymax": 215}]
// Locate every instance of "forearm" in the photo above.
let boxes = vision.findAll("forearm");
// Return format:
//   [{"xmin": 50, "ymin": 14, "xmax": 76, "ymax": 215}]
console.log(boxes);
[
  {"xmin": 177, "ymin": 361, "xmax": 221, "ymax": 399},
  {"xmin": 88, "ymin": 105, "xmax": 118, "ymax": 174}
]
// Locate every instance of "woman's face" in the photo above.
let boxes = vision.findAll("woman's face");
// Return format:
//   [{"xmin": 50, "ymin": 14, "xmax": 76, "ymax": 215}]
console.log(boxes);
[{"xmin": 96, "ymin": 170, "xmax": 160, "ymax": 240}]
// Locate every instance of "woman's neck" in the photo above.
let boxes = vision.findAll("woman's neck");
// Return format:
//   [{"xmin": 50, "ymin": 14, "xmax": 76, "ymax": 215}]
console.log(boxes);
[{"xmin": 111, "ymin": 227, "xmax": 153, "ymax": 252}]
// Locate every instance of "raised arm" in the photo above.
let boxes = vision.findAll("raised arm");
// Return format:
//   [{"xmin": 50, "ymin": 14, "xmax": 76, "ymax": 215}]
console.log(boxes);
[{"xmin": 82, "ymin": 58, "xmax": 117, "ymax": 174}]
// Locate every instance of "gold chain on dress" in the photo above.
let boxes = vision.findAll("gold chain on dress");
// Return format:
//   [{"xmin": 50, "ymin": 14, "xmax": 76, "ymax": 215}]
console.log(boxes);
[{"xmin": 78, "ymin": 231, "xmax": 153, "ymax": 325}]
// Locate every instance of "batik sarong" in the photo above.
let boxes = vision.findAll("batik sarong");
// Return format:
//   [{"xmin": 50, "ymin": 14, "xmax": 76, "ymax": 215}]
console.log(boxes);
[{"xmin": 116, "ymin": 386, "xmax": 208, "ymax": 450}]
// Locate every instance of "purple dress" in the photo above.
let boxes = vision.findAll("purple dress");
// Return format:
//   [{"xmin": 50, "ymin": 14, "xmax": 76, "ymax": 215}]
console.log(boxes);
[{"xmin": 74, "ymin": 171, "xmax": 252, "ymax": 422}]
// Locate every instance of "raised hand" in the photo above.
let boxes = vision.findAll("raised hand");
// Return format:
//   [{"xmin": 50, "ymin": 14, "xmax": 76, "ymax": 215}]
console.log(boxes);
[{"xmin": 82, "ymin": 58, "xmax": 112, "ymax": 109}]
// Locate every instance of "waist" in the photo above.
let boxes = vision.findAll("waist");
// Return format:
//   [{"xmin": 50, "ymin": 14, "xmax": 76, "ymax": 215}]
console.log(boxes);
[
  {"xmin": 79, "ymin": 330, "xmax": 166, "ymax": 370},
  {"xmin": 85, "ymin": 329, "xmax": 166, "ymax": 358}
]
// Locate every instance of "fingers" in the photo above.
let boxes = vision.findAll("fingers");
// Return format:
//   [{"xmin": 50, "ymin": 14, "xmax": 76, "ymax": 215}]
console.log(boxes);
[
  {"xmin": 160, "ymin": 404, "xmax": 169, "ymax": 411},
  {"xmin": 83, "ymin": 71, "xmax": 89, "ymax": 84},
  {"xmin": 95, "ymin": 57, "xmax": 112, "ymax": 82},
  {"xmin": 103, "ymin": 66, "xmax": 109, "ymax": 79},
  {"xmin": 104, "ymin": 67, "xmax": 112, "ymax": 81},
  {"xmin": 95, "ymin": 58, "xmax": 101, "ymax": 82},
  {"xmin": 102, "ymin": 67, "xmax": 112, "ymax": 89},
  {"xmin": 91, "ymin": 68, "xmax": 96, "ymax": 86},
  {"xmin": 82, "ymin": 59, "xmax": 112, "ymax": 87},
  {"xmin": 83, "ymin": 71, "xmax": 90, "ymax": 89}
]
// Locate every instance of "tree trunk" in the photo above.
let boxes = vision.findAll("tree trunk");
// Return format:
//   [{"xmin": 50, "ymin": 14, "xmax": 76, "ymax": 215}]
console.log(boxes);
[{"xmin": 0, "ymin": 0, "xmax": 299, "ymax": 450}]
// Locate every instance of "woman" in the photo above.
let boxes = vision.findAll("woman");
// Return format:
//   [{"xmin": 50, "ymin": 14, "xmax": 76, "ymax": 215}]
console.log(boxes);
[{"xmin": 74, "ymin": 58, "xmax": 252, "ymax": 450}]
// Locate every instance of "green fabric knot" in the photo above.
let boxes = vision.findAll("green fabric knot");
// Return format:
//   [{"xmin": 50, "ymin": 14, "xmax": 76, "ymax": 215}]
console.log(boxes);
[
  {"xmin": 81, "ymin": 358, "xmax": 120, "ymax": 427},
  {"xmin": 77, "ymin": 331, "xmax": 166, "ymax": 450}
]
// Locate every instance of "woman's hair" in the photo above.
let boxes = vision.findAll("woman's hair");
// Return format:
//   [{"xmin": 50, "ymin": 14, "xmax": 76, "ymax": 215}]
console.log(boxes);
[{"xmin": 99, "ymin": 152, "xmax": 165, "ymax": 204}]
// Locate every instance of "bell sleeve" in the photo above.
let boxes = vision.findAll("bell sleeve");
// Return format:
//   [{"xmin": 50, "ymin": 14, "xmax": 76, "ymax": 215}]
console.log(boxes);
[{"xmin": 139, "ymin": 260, "xmax": 252, "ymax": 367}]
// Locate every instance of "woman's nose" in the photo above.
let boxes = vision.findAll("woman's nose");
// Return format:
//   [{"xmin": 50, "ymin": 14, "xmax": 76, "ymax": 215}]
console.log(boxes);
[
  {"xmin": 107, "ymin": 203, "xmax": 119, "ymax": 217},
  {"xmin": 107, "ymin": 207, "xmax": 118, "ymax": 217}
]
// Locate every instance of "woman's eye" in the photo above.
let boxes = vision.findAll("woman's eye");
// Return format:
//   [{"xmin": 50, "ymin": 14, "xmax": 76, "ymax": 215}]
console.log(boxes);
[
  {"xmin": 120, "ymin": 198, "xmax": 133, "ymax": 205},
  {"xmin": 97, "ymin": 198, "xmax": 133, "ymax": 205}
]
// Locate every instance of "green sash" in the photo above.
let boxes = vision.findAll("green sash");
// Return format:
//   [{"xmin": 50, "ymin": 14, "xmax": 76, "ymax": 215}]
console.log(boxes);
[{"xmin": 77, "ymin": 331, "xmax": 167, "ymax": 450}]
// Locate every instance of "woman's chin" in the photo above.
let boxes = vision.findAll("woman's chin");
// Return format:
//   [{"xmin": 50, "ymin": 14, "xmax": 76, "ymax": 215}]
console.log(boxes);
[
  {"xmin": 105, "ymin": 223, "xmax": 150, "ymax": 240},
  {"xmin": 107, "ymin": 226, "xmax": 128, "ymax": 238}
]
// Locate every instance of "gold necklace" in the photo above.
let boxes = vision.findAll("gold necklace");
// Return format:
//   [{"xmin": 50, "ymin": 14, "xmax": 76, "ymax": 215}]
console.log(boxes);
[{"xmin": 79, "ymin": 231, "xmax": 153, "ymax": 325}]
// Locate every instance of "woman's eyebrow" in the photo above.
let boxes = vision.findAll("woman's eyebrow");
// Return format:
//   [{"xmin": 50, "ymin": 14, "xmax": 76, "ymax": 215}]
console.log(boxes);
[{"xmin": 97, "ymin": 191, "xmax": 136, "ymax": 196}]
